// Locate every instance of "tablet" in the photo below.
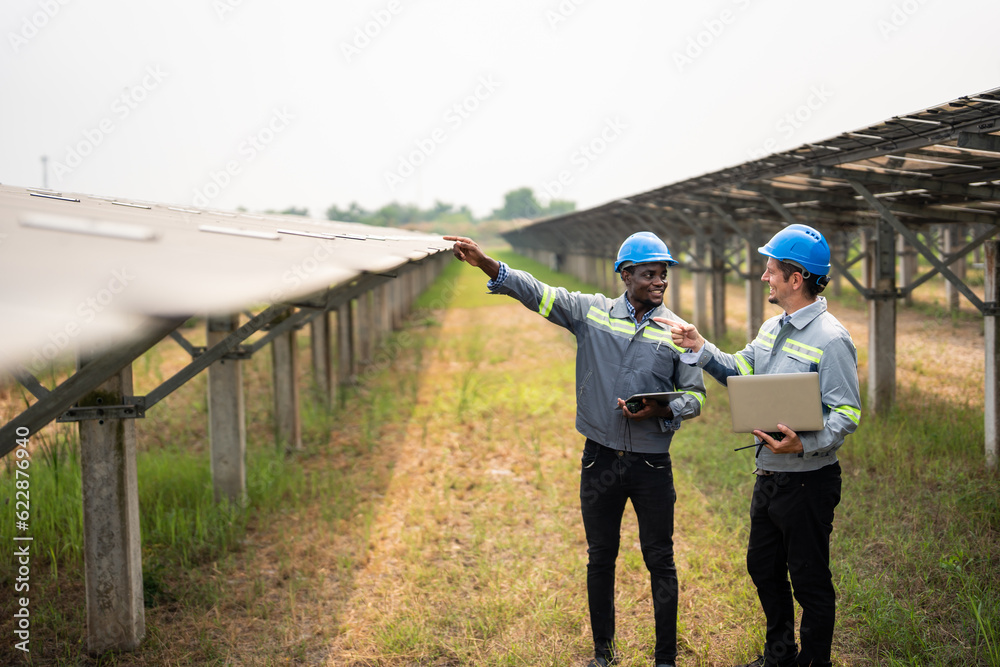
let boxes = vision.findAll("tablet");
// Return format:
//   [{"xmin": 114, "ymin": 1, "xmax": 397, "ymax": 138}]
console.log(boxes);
[
  {"xmin": 621, "ymin": 391, "xmax": 685, "ymax": 412},
  {"xmin": 727, "ymin": 372, "xmax": 824, "ymax": 433}
]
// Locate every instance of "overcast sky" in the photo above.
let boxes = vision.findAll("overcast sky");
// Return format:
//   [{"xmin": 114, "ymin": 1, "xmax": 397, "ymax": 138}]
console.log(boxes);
[{"xmin": 2, "ymin": 0, "xmax": 998, "ymax": 220}]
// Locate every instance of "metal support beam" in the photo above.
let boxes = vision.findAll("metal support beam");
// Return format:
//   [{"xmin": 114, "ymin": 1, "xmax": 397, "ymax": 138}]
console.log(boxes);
[
  {"xmin": 944, "ymin": 225, "xmax": 967, "ymax": 314},
  {"xmin": 207, "ymin": 315, "xmax": 246, "ymax": 505},
  {"xmin": 78, "ymin": 355, "xmax": 144, "ymax": 654},
  {"xmin": 850, "ymin": 180, "xmax": 988, "ymax": 313},
  {"xmin": 986, "ymin": 240, "xmax": 999, "ymax": 470},
  {"xmin": 144, "ymin": 307, "xmax": 286, "ymax": 410},
  {"xmin": 958, "ymin": 131, "xmax": 1000, "ymax": 154},
  {"xmin": 0, "ymin": 317, "xmax": 187, "ymax": 458}
]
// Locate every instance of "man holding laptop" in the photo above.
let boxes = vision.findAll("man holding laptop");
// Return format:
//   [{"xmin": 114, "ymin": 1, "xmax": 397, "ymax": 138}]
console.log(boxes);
[
  {"xmin": 657, "ymin": 224, "xmax": 861, "ymax": 667},
  {"xmin": 446, "ymin": 231, "xmax": 705, "ymax": 667}
]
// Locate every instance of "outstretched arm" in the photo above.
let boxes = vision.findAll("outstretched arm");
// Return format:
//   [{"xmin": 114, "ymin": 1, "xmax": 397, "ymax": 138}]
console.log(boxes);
[
  {"xmin": 653, "ymin": 317, "xmax": 706, "ymax": 353},
  {"xmin": 444, "ymin": 236, "xmax": 500, "ymax": 281}
]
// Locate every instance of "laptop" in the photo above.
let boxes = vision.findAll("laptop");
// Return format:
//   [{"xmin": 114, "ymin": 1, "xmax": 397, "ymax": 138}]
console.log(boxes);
[{"xmin": 727, "ymin": 372, "xmax": 824, "ymax": 433}]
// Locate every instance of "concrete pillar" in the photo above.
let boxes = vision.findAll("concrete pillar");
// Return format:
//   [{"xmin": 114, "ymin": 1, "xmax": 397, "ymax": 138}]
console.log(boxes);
[
  {"xmin": 693, "ymin": 235, "xmax": 709, "ymax": 334},
  {"xmin": 365, "ymin": 289, "xmax": 378, "ymax": 361},
  {"xmin": 78, "ymin": 359, "xmax": 144, "ymax": 654},
  {"xmin": 207, "ymin": 315, "xmax": 246, "ymax": 504},
  {"xmin": 668, "ymin": 264, "xmax": 682, "ymax": 317},
  {"xmin": 710, "ymin": 226, "xmax": 727, "ymax": 340},
  {"xmin": 309, "ymin": 311, "xmax": 333, "ymax": 408},
  {"xmin": 868, "ymin": 221, "xmax": 897, "ymax": 415},
  {"xmin": 336, "ymin": 300, "xmax": 355, "ymax": 387},
  {"xmin": 944, "ymin": 225, "xmax": 967, "ymax": 313},
  {"xmin": 897, "ymin": 233, "xmax": 917, "ymax": 307},
  {"xmin": 746, "ymin": 231, "xmax": 764, "ymax": 342},
  {"xmin": 985, "ymin": 240, "xmax": 998, "ymax": 470},
  {"xmin": 271, "ymin": 310, "xmax": 301, "ymax": 451},
  {"xmin": 860, "ymin": 229, "xmax": 872, "ymax": 290},
  {"xmin": 831, "ymin": 233, "xmax": 844, "ymax": 297}
]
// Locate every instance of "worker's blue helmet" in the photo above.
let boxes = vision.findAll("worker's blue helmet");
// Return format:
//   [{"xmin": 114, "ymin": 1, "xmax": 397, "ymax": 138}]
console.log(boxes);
[
  {"xmin": 614, "ymin": 231, "xmax": 677, "ymax": 273},
  {"xmin": 758, "ymin": 224, "xmax": 831, "ymax": 277}
]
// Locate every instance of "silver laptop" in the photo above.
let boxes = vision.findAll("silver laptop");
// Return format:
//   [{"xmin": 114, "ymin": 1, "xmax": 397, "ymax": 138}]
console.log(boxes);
[{"xmin": 727, "ymin": 372, "xmax": 824, "ymax": 433}]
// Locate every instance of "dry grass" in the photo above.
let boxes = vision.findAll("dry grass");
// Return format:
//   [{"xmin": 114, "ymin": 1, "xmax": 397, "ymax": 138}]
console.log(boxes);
[{"xmin": 0, "ymin": 257, "xmax": 995, "ymax": 666}]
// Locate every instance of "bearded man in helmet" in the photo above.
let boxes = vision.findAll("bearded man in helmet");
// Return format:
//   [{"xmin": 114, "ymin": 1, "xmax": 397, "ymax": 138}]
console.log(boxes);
[
  {"xmin": 657, "ymin": 224, "xmax": 861, "ymax": 667},
  {"xmin": 445, "ymin": 232, "xmax": 705, "ymax": 667}
]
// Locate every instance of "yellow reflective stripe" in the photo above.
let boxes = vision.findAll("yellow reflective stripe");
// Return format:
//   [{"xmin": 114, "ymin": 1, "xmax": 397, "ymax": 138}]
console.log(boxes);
[
  {"xmin": 685, "ymin": 391, "xmax": 706, "ymax": 407},
  {"xmin": 787, "ymin": 337, "xmax": 824, "ymax": 358},
  {"xmin": 642, "ymin": 326, "xmax": 685, "ymax": 352},
  {"xmin": 586, "ymin": 306, "xmax": 635, "ymax": 335},
  {"xmin": 538, "ymin": 286, "xmax": 556, "ymax": 317},
  {"xmin": 781, "ymin": 342, "xmax": 822, "ymax": 364},
  {"xmin": 734, "ymin": 353, "xmax": 752, "ymax": 376},
  {"xmin": 757, "ymin": 331, "xmax": 775, "ymax": 351},
  {"xmin": 831, "ymin": 405, "xmax": 861, "ymax": 425}
]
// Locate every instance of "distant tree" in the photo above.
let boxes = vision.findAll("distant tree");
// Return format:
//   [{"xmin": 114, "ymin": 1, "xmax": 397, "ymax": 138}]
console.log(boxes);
[
  {"xmin": 423, "ymin": 200, "xmax": 455, "ymax": 221},
  {"xmin": 543, "ymin": 199, "xmax": 576, "ymax": 217},
  {"xmin": 266, "ymin": 206, "xmax": 309, "ymax": 216},
  {"xmin": 326, "ymin": 202, "xmax": 369, "ymax": 222},
  {"xmin": 492, "ymin": 187, "xmax": 544, "ymax": 220}
]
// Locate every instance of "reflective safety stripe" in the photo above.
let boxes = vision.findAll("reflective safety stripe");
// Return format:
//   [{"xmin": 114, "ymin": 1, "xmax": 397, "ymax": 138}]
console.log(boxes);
[
  {"xmin": 734, "ymin": 353, "xmax": 752, "ymax": 376},
  {"xmin": 685, "ymin": 391, "xmax": 706, "ymax": 408},
  {"xmin": 642, "ymin": 325, "xmax": 686, "ymax": 352},
  {"xmin": 782, "ymin": 338, "xmax": 823, "ymax": 364},
  {"xmin": 586, "ymin": 306, "xmax": 635, "ymax": 335},
  {"xmin": 757, "ymin": 331, "xmax": 776, "ymax": 351},
  {"xmin": 538, "ymin": 285, "xmax": 556, "ymax": 318},
  {"xmin": 784, "ymin": 338, "xmax": 824, "ymax": 364},
  {"xmin": 830, "ymin": 405, "xmax": 861, "ymax": 425}
]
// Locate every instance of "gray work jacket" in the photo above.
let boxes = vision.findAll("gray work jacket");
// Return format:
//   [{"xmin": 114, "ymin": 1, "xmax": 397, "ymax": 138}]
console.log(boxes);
[
  {"xmin": 492, "ymin": 268, "xmax": 705, "ymax": 453},
  {"xmin": 691, "ymin": 297, "xmax": 861, "ymax": 472}
]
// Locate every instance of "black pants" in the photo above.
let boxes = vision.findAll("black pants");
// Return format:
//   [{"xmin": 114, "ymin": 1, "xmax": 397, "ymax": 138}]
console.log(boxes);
[
  {"xmin": 747, "ymin": 462, "xmax": 842, "ymax": 667},
  {"xmin": 580, "ymin": 439, "xmax": 677, "ymax": 663}
]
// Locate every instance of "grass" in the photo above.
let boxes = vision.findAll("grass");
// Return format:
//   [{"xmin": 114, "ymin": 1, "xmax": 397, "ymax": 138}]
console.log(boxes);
[{"xmin": 1, "ymin": 249, "xmax": 998, "ymax": 665}]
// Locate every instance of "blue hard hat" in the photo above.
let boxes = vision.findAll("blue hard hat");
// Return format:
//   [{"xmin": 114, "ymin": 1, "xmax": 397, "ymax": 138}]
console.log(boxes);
[
  {"xmin": 615, "ymin": 231, "xmax": 677, "ymax": 272},
  {"xmin": 758, "ymin": 224, "xmax": 831, "ymax": 277}
]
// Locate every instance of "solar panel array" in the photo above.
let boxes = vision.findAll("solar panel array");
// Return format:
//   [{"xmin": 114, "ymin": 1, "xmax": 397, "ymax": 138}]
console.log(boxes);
[
  {"xmin": 0, "ymin": 184, "xmax": 452, "ymax": 371},
  {"xmin": 504, "ymin": 86, "xmax": 1000, "ymax": 256}
]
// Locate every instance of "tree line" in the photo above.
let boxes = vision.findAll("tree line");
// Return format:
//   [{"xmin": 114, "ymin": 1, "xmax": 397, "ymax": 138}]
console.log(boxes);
[{"xmin": 265, "ymin": 187, "xmax": 575, "ymax": 227}]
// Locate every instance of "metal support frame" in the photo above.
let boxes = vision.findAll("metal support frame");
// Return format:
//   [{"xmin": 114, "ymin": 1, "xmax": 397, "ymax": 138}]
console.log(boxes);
[
  {"xmin": 0, "ymin": 317, "xmax": 188, "ymax": 457},
  {"xmin": 850, "ymin": 180, "xmax": 991, "ymax": 314}
]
